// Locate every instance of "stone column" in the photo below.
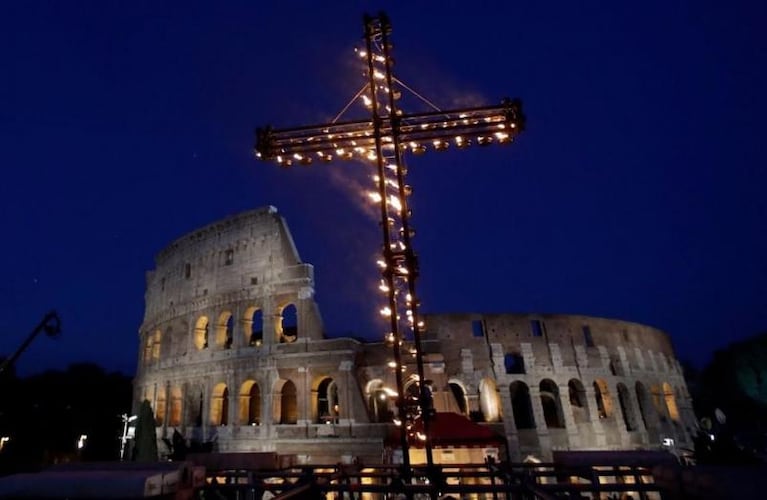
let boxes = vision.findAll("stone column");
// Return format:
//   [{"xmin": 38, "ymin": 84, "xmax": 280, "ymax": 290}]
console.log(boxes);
[
  {"xmin": 339, "ymin": 361, "xmax": 354, "ymax": 426},
  {"xmin": 530, "ymin": 386, "xmax": 551, "ymax": 456}
]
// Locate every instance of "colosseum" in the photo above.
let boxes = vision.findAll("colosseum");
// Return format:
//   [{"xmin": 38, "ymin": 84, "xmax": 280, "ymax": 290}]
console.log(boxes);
[{"xmin": 134, "ymin": 207, "xmax": 696, "ymax": 464}]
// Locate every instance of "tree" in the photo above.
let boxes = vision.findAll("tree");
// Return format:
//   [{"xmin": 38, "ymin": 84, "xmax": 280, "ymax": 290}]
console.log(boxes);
[{"xmin": 132, "ymin": 400, "xmax": 157, "ymax": 462}]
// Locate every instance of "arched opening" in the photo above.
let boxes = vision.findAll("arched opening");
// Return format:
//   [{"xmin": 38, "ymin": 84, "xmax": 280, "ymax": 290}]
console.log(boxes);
[
  {"xmin": 194, "ymin": 391, "xmax": 203, "ymax": 427},
  {"xmin": 143, "ymin": 333, "xmax": 153, "ymax": 364},
  {"xmin": 211, "ymin": 383, "xmax": 229, "ymax": 426},
  {"xmin": 278, "ymin": 304, "xmax": 298, "ymax": 343},
  {"xmin": 215, "ymin": 311, "xmax": 234, "ymax": 349},
  {"xmin": 366, "ymin": 380, "xmax": 393, "ymax": 423},
  {"xmin": 510, "ymin": 381, "xmax": 535, "ymax": 429},
  {"xmin": 479, "ymin": 377, "xmax": 501, "ymax": 422},
  {"xmin": 617, "ymin": 383, "xmax": 636, "ymax": 431},
  {"xmin": 243, "ymin": 306, "xmax": 264, "ymax": 346},
  {"xmin": 194, "ymin": 316, "xmax": 209, "ymax": 350},
  {"xmin": 449, "ymin": 381, "xmax": 468, "ymax": 416},
  {"xmin": 663, "ymin": 382, "xmax": 680, "ymax": 421},
  {"xmin": 152, "ymin": 330, "xmax": 162, "ymax": 360},
  {"xmin": 635, "ymin": 382, "xmax": 654, "ymax": 430},
  {"xmin": 650, "ymin": 384, "xmax": 665, "ymax": 421},
  {"xmin": 568, "ymin": 379, "xmax": 590, "ymax": 424},
  {"xmin": 155, "ymin": 386, "xmax": 166, "ymax": 426},
  {"xmin": 169, "ymin": 387, "xmax": 182, "ymax": 426},
  {"xmin": 280, "ymin": 380, "xmax": 298, "ymax": 424},
  {"xmin": 540, "ymin": 379, "xmax": 565, "ymax": 428},
  {"xmin": 239, "ymin": 380, "xmax": 261, "ymax": 425},
  {"xmin": 593, "ymin": 379, "xmax": 613, "ymax": 419},
  {"xmin": 317, "ymin": 377, "xmax": 340, "ymax": 424}
]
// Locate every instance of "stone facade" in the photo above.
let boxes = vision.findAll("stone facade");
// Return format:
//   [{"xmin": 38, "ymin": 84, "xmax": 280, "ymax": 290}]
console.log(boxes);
[{"xmin": 134, "ymin": 208, "xmax": 695, "ymax": 463}]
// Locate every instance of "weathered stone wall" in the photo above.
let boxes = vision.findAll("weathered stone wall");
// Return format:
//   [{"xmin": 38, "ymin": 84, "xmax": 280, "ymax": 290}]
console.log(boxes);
[{"xmin": 134, "ymin": 208, "xmax": 695, "ymax": 463}]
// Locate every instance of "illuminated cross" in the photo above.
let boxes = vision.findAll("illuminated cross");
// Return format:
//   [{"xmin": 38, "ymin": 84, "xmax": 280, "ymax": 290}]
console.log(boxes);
[{"xmin": 255, "ymin": 12, "xmax": 525, "ymax": 473}]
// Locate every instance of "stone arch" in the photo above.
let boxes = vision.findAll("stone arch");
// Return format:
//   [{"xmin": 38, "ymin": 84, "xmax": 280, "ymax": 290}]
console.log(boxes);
[
  {"xmin": 365, "ymin": 379, "xmax": 393, "ymax": 423},
  {"xmin": 142, "ymin": 332, "xmax": 153, "ymax": 364},
  {"xmin": 315, "ymin": 377, "xmax": 340, "ymax": 423},
  {"xmin": 448, "ymin": 379, "xmax": 469, "ymax": 416},
  {"xmin": 215, "ymin": 311, "xmax": 234, "ymax": 349},
  {"xmin": 663, "ymin": 382, "xmax": 680, "ymax": 421},
  {"xmin": 277, "ymin": 303, "xmax": 298, "ymax": 343},
  {"xmin": 635, "ymin": 382, "xmax": 655, "ymax": 430},
  {"xmin": 169, "ymin": 386, "xmax": 183, "ymax": 426},
  {"xmin": 510, "ymin": 381, "xmax": 535, "ymax": 429},
  {"xmin": 479, "ymin": 377, "xmax": 501, "ymax": 422},
  {"xmin": 210, "ymin": 383, "xmax": 229, "ymax": 426},
  {"xmin": 276, "ymin": 380, "xmax": 298, "ymax": 424},
  {"xmin": 154, "ymin": 385, "xmax": 167, "ymax": 426},
  {"xmin": 239, "ymin": 380, "xmax": 261, "ymax": 425},
  {"xmin": 568, "ymin": 378, "xmax": 590, "ymax": 424},
  {"xmin": 194, "ymin": 316, "xmax": 209, "ymax": 350},
  {"xmin": 617, "ymin": 383, "xmax": 637, "ymax": 431},
  {"xmin": 539, "ymin": 379, "xmax": 565, "ymax": 428},
  {"xmin": 152, "ymin": 329, "xmax": 162, "ymax": 360},
  {"xmin": 243, "ymin": 306, "xmax": 264, "ymax": 346},
  {"xmin": 593, "ymin": 379, "xmax": 613, "ymax": 419}
]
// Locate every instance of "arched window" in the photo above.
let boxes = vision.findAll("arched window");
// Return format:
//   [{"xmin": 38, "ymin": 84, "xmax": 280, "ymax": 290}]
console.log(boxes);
[
  {"xmin": 215, "ymin": 311, "xmax": 234, "ymax": 349},
  {"xmin": 280, "ymin": 380, "xmax": 298, "ymax": 424},
  {"xmin": 540, "ymin": 379, "xmax": 565, "ymax": 428},
  {"xmin": 479, "ymin": 378, "xmax": 501, "ymax": 422},
  {"xmin": 449, "ymin": 381, "xmax": 468, "ymax": 416},
  {"xmin": 510, "ymin": 381, "xmax": 535, "ymax": 429},
  {"xmin": 239, "ymin": 380, "xmax": 261, "ymax": 425},
  {"xmin": 143, "ymin": 333, "xmax": 153, "ymax": 364},
  {"xmin": 152, "ymin": 330, "xmax": 162, "ymax": 360},
  {"xmin": 211, "ymin": 383, "xmax": 229, "ymax": 426},
  {"xmin": 278, "ymin": 304, "xmax": 298, "ymax": 343},
  {"xmin": 617, "ymin": 383, "xmax": 636, "ymax": 431},
  {"xmin": 635, "ymin": 382, "xmax": 654, "ymax": 430},
  {"xmin": 243, "ymin": 307, "xmax": 264, "ymax": 346},
  {"xmin": 193, "ymin": 391, "xmax": 203, "ymax": 427},
  {"xmin": 169, "ymin": 387, "xmax": 182, "ymax": 426},
  {"xmin": 568, "ymin": 379, "xmax": 589, "ymax": 424},
  {"xmin": 317, "ymin": 378, "xmax": 340, "ymax": 424},
  {"xmin": 155, "ymin": 386, "xmax": 167, "ymax": 426},
  {"xmin": 366, "ymin": 380, "xmax": 393, "ymax": 423},
  {"xmin": 663, "ymin": 382, "xmax": 680, "ymax": 421},
  {"xmin": 593, "ymin": 379, "xmax": 613, "ymax": 419},
  {"xmin": 194, "ymin": 316, "xmax": 209, "ymax": 350}
]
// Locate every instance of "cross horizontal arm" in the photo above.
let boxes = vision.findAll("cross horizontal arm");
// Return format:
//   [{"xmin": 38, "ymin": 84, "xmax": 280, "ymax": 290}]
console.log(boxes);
[{"xmin": 255, "ymin": 99, "xmax": 525, "ymax": 166}]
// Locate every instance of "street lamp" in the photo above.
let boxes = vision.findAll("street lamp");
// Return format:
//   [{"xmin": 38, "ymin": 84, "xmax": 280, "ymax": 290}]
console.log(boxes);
[{"xmin": 119, "ymin": 413, "xmax": 137, "ymax": 461}]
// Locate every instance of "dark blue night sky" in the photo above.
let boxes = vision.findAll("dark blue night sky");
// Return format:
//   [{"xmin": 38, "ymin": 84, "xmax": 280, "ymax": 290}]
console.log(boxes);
[{"xmin": 1, "ymin": 1, "xmax": 765, "ymax": 376}]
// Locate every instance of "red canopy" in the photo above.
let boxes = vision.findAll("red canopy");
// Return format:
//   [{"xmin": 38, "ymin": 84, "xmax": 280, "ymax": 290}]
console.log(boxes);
[{"xmin": 388, "ymin": 412, "xmax": 505, "ymax": 448}]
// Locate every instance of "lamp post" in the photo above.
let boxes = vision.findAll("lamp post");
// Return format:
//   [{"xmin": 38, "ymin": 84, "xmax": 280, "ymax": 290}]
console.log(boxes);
[{"xmin": 119, "ymin": 413, "xmax": 137, "ymax": 461}]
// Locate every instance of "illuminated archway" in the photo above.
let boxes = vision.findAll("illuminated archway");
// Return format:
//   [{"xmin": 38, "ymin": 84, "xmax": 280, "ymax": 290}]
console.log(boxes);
[
  {"xmin": 663, "ymin": 382, "xmax": 680, "ymax": 421},
  {"xmin": 169, "ymin": 387, "xmax": 183, "ymax": 426},
  {"xmin": 366, "ymin": 379, "xmax": 393, "ymax": 422},
  {"xmin": 194, "ymin": 316, "xmax": 209, "ymax": 350},
  {"xmin": 593, "ymin": 379, "xmax": 613, "ymax": 419},
  {"xmin": 479, "ymin": 377, "xmax": 501, "ymax": 422},
  {"xmin": 215, "ymin": 311, "xmax": 234, "ymax": 348},
  {"xmin": 155, "ymin": 386, "xmax": 167, "ymax": 426},
  {"xmin": 277, "ymin": 304, "xmax": 298, "ymax": 343},
  {"xmin": 243, "ymin": 306, "xmax": 264, "ymax": 346},
  {"xmin": 239, "ymin": 380, "xmax": 261, "ymax": 425},
  {"xmin": 316, "ymin": 377, "xmax": 340, "ymax": 424},
  {"xmin": 279, "ymin": 380, "xmax": 298, "ymax": 424},
  {"xmin": 211, "ymin": 383, "xmax": 229, "ymax": 426}
]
